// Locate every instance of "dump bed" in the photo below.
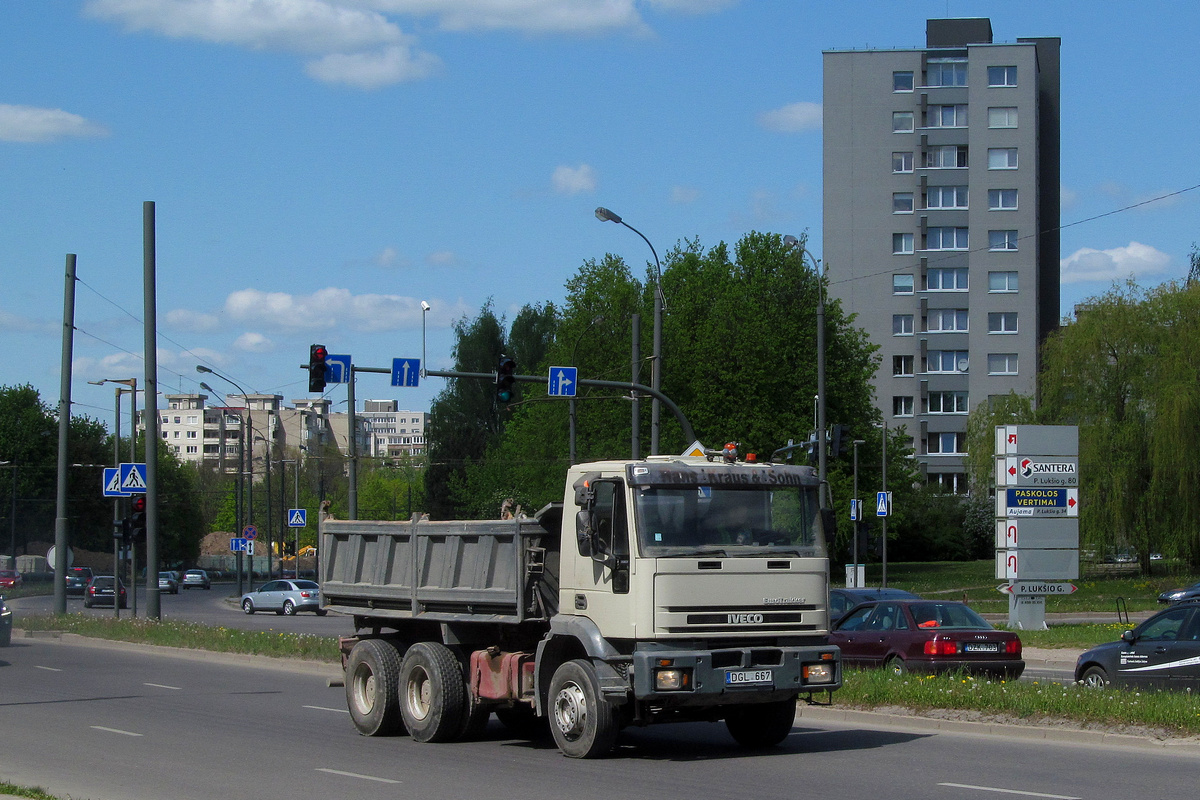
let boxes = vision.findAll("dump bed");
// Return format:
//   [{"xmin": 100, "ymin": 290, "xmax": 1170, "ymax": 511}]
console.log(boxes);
[{"xmin": 320, "ymin": 513, "xmax": 560, "ymax": 625}]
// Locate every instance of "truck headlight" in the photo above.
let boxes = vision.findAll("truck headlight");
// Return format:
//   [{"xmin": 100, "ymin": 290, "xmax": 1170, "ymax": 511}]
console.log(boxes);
[
  {"xmin": 803, "ymin": 663, "xmax": 834, "ymax": 684},
  {"xmin": 655, "ymin": 668, "xmax": 690, "ymax": 691}
]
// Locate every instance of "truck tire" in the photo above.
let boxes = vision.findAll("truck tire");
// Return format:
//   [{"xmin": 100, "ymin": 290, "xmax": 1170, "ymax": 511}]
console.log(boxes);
[
  {"xmin": 724, "ymin": 699, "xmax": 796, "ymax": 748},
  {"xmin": 548, "ymin": 659, "xmax": 618, "ymax": 758},
  {"xmin": 345, "ymin": 639, "xmax": 406, "ymax": 736},
  {"xmin": 399, "ymin": 642, "xmax": 466, "ymax": 743}
]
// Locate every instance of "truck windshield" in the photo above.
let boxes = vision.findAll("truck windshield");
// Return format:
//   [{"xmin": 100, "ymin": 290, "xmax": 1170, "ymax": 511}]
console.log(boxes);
[{"xmin": 633, "ymin": 484, "xmax": 822, "ymax": 558}]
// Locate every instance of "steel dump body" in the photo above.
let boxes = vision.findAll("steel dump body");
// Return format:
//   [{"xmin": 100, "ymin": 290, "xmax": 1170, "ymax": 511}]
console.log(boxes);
[{"xmin": 320, "ymin": 516, "xmax": 559, "ymax": 625}]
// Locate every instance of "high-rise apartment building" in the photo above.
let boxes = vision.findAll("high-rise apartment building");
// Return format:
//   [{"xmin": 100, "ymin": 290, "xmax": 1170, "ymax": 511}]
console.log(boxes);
[{"xmin": 823, "ymin": 18, "xmax": 1060, "ymax": 491}]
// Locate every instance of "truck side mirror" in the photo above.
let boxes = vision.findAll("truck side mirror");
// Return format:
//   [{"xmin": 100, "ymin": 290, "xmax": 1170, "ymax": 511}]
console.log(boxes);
[
  {"xmin": 575, "ymin": 510, "xmax": 594, "ymax": 557},
  {"xmin": 820, "ymin": 508, "xmax": 838, "ymax": 558}
]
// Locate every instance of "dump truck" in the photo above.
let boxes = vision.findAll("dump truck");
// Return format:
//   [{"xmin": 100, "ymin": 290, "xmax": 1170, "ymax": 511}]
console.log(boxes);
[{"xmin": 322, "ymin": 452, "xmax": 841, "ymax": 758}]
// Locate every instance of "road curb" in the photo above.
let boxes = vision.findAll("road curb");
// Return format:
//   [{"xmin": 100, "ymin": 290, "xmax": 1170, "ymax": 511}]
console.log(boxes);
[{"xmin": 797, "ymin": 704, "xmax": 1200, "ymax": 754}]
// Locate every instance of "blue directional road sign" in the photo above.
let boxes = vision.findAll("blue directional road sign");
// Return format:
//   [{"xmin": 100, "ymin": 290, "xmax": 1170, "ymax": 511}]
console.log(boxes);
[
  {"xmin": 119, "ymin": 462, "xmax": 148, "ymax": 494},
  {"xmin": 326, "ymin": 354, "xmax": 352, "ymax": 384},
  {"xmin": 230, "ymin": 537, "xmax": 248, "ymax": 552},
  {"xmin": 102, "ymin": 467, "xmax": 131, "ymax": 498},
  {"xmin": 548, "ymin": 366, "xmax": 577, "ymax": 397},
  {"xmin": 391, "ymin": 358, "xmax": 420, "ymax": 387},
  {"xmin": 287, "ymin": 508, "xmax": 307, "ymax": 528}
]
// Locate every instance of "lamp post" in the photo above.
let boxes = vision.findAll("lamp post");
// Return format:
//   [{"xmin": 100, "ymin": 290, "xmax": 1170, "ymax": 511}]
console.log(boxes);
[
  {"xmin": 197, "ymin": 366, "xmax": 254, "ymax": 592},
  {"xmin": 595, "ymin": 207, "xmax": 664, "ymax": 455},
  {"xmin": 784, "ymin": 235, "xmax": 827, "ymax": 489},
  {"xmin": 569, "ymin": 315, "xmax": 604, "ymax": 465},
  {"xmin": 851, "ymin": 438, "xmax": 866, "ymax": 588},
  {"xmin": 88, "ymin": 377, "xmax": 138, "ymax": 617}
]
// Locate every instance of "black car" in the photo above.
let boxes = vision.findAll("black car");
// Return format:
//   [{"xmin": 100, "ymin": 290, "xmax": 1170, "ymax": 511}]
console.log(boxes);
[
  {"xmin": 83, "ymin": 576, "xmax": 128, "ymax": 609},
  {"xmin": 1157, "ymin": 581, "xmax": 1200, "ymax": 604},
  {"xmin": 1075, "ymin": 600, "xmax": 1200, "ymax": 691},
  {"xmin": 830, "ymin": 587, "xmax": 920, "ymax": 624}
]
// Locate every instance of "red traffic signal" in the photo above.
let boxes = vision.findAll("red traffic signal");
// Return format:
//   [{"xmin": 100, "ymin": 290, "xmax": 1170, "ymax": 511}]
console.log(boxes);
[
  {"xmin": 129, "ymin": 495, "xmax": 147, "ymax": 540},
  {"xmin": 309, "ymin": 344, "xmax": 329, "ymax": 393}
]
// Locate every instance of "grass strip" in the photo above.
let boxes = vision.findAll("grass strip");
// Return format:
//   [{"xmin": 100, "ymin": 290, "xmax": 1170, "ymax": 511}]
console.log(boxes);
[{"xmin": 0, "ymin": 781, "xmax": 59, "ymax": 799}]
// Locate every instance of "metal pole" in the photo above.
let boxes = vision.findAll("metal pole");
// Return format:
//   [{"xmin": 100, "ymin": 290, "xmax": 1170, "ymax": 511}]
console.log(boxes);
[
  {"xmin": 651, "ymin": 287, "xmax": 662, "ymax": 455},
  {"xmin": 53, "ymin": 253, "xmax": 77, "ymax": 615},
  {"xmin": 293, "ymin": 461, "xmax": 300, "ymax": 577},
  {"xmin": 816, "ymin": 264, "xmax": 827, "ymax": 488},
  {"xmin": 631, "ymin": 313, "xmax": 640, "ymax": 460},
  {"xmin": 9, "ymin": 466, "xmax": 16, "ymax": 561},
  {"xmin": 236, "ymin": 413, "xmax": 244, "ymax": 596},
  {"xmin": 247, "ymin": 426, "xmax": 254, "ymax": 592},
  {"xmin": 113, "ymin": 387, "xmax": 121, "ymax": 619},
  {"xmin": 881, "ymin": 421, "xmax": 888, "ymax": 589},
  {"xmin": 142, "ymin": 202, "xmax": 161, "ymax": 620},
  {"xmin": 347, "ymin": 366, "xmax": 358, "ymax": 520},
  {"xmin": 852, "ymin": 439, "xmax": 865, "ymax": 588},
  {"xmin": 264, "ymin": 444, "xmax": 273, "ymax": 580}
]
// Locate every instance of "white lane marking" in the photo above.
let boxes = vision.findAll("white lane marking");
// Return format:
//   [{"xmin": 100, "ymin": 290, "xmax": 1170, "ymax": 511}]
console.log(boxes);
[
  {"xmin": 144, "ymin": 683, "xmax": 182, "ymax": 690},
  {"xmin": 304, "ymin": 705, "xmax": 351, "ymax": 714},
  {"xmin": 91, "ymin": 726, "xmax": 143, "ymax": 737},
  {"xmin": 35, "ymin": 666, "xmax": 63, "ymax": 672},
  {"xmin": 316, "ymin": 768, "xmax": 400, "ymax": 784},
  {"xmin": 938, "ymin": 783, "xmax": 1081, "ymax": 800}
]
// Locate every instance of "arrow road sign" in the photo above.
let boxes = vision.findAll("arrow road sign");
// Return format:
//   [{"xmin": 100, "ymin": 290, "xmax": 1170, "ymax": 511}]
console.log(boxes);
[
  {"xmin": 287, "ymin": 508, "xmax": 307, "ymax": 528},
  {"xmin": 230, "ymin": 537, "xmax": 248, "ymax": 552},
  {"xmin": 325, "ymin": 354, "xmax": 352, "ymax": 384},
  {"xmin": 391, "ymin": 358, "xmax": 420, "ymax": 387},
  {"xmin": 102, "ymin": 467, "xmax": 131, "ymax": 498},
  {"xmin": 119, "ymin": 462, "xmax": 148, "ymax": 493},
  {"xmin": 548, "ymin": 366, "xmax": 577, "ymax": 397}
]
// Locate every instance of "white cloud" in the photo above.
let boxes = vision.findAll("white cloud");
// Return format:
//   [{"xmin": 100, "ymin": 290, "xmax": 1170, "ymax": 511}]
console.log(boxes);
[
  {"xmin": 671, "ymin": 185, "xmax": 699, "ymax": 204},
  {"xmin": 426, "ymin": 250, "xmax": 458, "ymax": 266},
  {"xmin": 552, "ymin": 163, "xmax": 596, "ymax": 195},
  {"xmin": 0, "ymin": 308, "xmax": 56, "ymax": 334},
  {"xmin": 1060, "ymin": 184, "xmax": 1078, "ymax": 210},
  {"xmin": 233, "ymin": 331, "xmax": 274, "ymax": 352},
  {"xmin": 1060, "ymin": 241, "xmax": 1171, "ymax": 285},
  {"xmin": 305, "ymin": 43, "xmax": 440, "ymax": 88},
  {"xmin": 366, "ymin": 0, "xmax": 648, "ymax": 34},
  {"xmin": 164, "ymin": 307, "xmax": 220, "ymax": 332},
  {"xmin": 0, "ymin": 104, "xmax": 109, "ymax": 143},
  {"xmin": 223, "ymin": 286, "xmax": 428, "ymax": 332},
  {"xmin": 757, "ymin": 101, "xmax": 822, "ymax": 133}
]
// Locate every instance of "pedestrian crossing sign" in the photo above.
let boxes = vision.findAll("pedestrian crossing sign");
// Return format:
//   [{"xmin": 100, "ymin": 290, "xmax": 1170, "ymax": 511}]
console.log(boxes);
[{"xmin": 287, "ymin": 508, "xmax": 307, "ymax": 528}]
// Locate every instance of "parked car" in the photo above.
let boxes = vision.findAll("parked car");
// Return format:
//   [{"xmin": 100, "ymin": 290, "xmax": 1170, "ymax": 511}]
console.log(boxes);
[
  {"xmin": 157, "ymin": 571, "xmax": 180, "ymax": 594},
  {"xmin": 1, "ymin": 595, "xmax": 12, "ymax": 646},
  {"xmin": 65, "ymin": 566, "xmax": 94, "ymax": 597},
  {"xmin": 829, "ymin": 600, "xmax": 1024, "ymax": 680},
  {"xmin": 240, "ymin": 579, "xmax": 326, "ymax": 616},
  {"xmin": 1075, "ymin": 600, "xmax": 1200, "ymax": 691},
  {"xmin": 84, "ymin": 576, "xmax": 127, "ymax": 609},
  {"xmin": 1157, "ymin": 581, "xmax": 1200, "ymax": 604},
  {"xmin": 182, "ymin": 569, "xmax": 211, "ymax": 590},
  {"xmin": 0, "ymin": 570, "xmax": 22, "ymax": 589},
  {"xmin": 829, "ymin": 587, "xmax": 920, "ymax": 624}
]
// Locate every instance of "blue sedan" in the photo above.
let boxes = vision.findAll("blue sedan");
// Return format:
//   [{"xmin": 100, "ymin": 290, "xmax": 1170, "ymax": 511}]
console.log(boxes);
[{"xmin": 240, "ymin": 579, "xmax": 326, "ymax": 616}]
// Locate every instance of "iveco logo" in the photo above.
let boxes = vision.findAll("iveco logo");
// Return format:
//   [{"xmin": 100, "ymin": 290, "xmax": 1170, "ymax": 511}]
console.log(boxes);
[{"xmin": 727, "ymin": 613, "xmax": 764, "ymax": 624}]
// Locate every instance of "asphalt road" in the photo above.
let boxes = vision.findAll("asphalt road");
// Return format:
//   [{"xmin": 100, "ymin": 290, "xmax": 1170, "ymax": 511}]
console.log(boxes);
[{"xmin": 1, "ymin": 636, "xmax": 1196, "ymax": 800}]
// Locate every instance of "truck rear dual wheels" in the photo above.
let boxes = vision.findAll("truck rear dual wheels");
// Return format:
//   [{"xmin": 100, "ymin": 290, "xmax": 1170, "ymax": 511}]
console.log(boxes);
[
  {"xmin": 346, "ymin": 638, "xmax": 406, "ymax": 736},
  {"xmin": 399, "ymin": 642, "xmax": 467, "ymax": 743},
  {"xmin": 548, "ymin": 659, "xmax": 619, "ymax": 758}
]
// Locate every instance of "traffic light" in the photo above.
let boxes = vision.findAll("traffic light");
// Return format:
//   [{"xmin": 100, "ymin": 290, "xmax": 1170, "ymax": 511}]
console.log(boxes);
[
  {"xmin": 829, "ymin": 424, "xmax": 846, "ymax": 458},
  {"xmin": 496, "ymin": 356, "xmax": 516, "ymax": 403},
  {"xmin": 309, "ymin": 344, "xmax": 328, "ymax": 393},
  {"xmin": 129, "ymin": 495, "xmax": 147, "ymax": 540}
]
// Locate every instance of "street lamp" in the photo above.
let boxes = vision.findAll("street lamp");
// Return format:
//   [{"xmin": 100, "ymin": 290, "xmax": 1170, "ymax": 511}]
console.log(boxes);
[
  {"xmin": 595, "ymin": 206, "xmax": 664, "ymax": 455},
  {"xmin": 88, "ymin": 377, "xmax": 139, "ymax": 618},
  {"xmin": 421, "ymin": 300, "xmax": 431, "ymax": 378},
  {"xmin": 569, "ymin": 315, "xmax": 604, "ymax": 465},
  {"xmin": 197, "ymin": 365, "xmax": 254, "ymax": 593},
  {"xmin": 784, "ymin": 235, "xmax": 827, "ymax": 489},
  {"xmin": 851, "ymin": 439, "xmax": 866, "ymax": 588}
]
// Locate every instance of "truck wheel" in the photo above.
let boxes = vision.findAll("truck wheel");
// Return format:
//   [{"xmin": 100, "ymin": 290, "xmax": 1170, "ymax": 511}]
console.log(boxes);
[
  {"xmin": 496, "ymin": 705, "xmax": 549, "ymax": 739},
  {"xmin": 399, "ymin": 642, "xmax": 465, "ymax": 743},
  {"xmin": 725, "ymin": 699, "xmax": 797, "ymax": 748},
  {"xmin": 548, "ymin": 659, "xmax": 618, "ymax": 758},
  {"xmin": 345, "ymin": 639, "xmax": 406, "ymax": 736}
]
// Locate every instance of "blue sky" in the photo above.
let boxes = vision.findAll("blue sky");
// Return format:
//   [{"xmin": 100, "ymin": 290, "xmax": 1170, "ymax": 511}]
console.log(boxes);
[{"xmin": 3, "ymin": 1, "xmax": 1198, "ymax": 424}]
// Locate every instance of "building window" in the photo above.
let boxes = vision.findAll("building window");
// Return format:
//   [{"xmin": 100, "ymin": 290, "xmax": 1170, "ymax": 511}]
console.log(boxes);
[
  {"xmin": 893, "ymin": 396, "xmax": 915, "ymax": 417},
  {"xmin": 929, "ymin": 472, "xmax": 969, "ymax": 493},
  {"xmin": 893, "ymin": 111, "xmax": 915, "ymax": 133},
  {"xmin": 989, "ymin": 271, "xmax": 1019, "ymax": 292},
  {"xmin": 927, "ymin": 309, "xmax": 969, "ymax": 332},
  {"xmin": 926, "ymin": 104, "xmax": 968, "ymax": 128},
  {"xmin": 988, "ymin": 312, "xmax": 1018, "ymax": 334},
  {"xmin": 893, "ymin": 71, "xmax": 914, "ymax": 92},
  {"xmin": 925, "ymin": 145, "xmax": 968, "ymax": 169},
  {"xmin": 927, "ymin": 267, "xmax": 969, "ymax": 291},
  {"xmin": 893, "ymin": 192, "xmax": 914, "ymax": 213},
  {"xmin": 925, "ymin": 185, "xmax": 968, "ymax": 209},
  {"xmin": 893, "ymin": 274, "xmax": 915, "ymax": 294},
  {"xmin": 893, "ymin": 233, "xmax": 915, "ymax": 255},
  {"xmin": 927, "ymin": 350, "xmax": 969, "ymax": 374},
  {"xmin": 186, "ymin": 445, "xmax": 198, "ymax": 454},
  {"xmin": 926, "ymin": 391, "xmax": 969, "ymax": 414},
  {"xmin": 988, "ymin": 106, "xmax": 1018, "ymax": 128},
  {"xmin": 893, "ymin": 355, "xmax": 915, "ymax": 377},
  {"xmin": 988, "ymin": 147, "xmax": 1018, "ymax": 170},
  {"xmin": 893, "ymin": 314, "xmax": 914, "ymax": 335},
  {"xmin": 988, "ymin": 189, "xmax": 1018, "ymax": 210},
  {"xmin": 187, "ymin": 415, "xmax": 198, "ymax": 424},
  {"xmin": 926, "ymin": 58, "xmax": 967, "ymax": 87},
  {"xmin": 186, "ymin": 430, "xmax": 197, "ymax": 439},
  {"xmin": 989, "ymin": 230, "xmax": 1019, "ymax": 251},
  {"xmin": 988, "ymin": 353, "xmax": 1019, "ymax": 375},
  {"xmin": 928, "ymin": 432, "xmax": 967, "ymax": 455},
  {"xmin": 173, "ymin": 416, "xmax": 181, "ymax": 424},
  {"xmin": 925, "ymin": 227, "xmax": 969, "ymax": 251},
  {"xmin": 892, "ymin": 152, "xmax": 914, "ymax": 173},
  {"xmin": 988, "ymin": 65, "xmax": 1018, "ymax": 87}
]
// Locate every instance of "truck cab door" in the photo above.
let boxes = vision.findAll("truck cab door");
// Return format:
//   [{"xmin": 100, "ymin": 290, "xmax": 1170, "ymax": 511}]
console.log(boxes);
[{"xmin": 573, "ymin": 479, "xmax": 634, "ymax": 637}]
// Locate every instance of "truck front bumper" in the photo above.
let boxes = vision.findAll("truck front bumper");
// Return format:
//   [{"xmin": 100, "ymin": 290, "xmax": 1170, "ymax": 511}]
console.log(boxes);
[{"xmin": 628, "ymin": 642, "xmax": 841, "ymax": 705}]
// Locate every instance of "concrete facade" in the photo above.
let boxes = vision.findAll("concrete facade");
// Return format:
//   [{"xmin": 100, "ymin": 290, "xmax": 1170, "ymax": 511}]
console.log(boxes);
[{"xmin": 823, "ymin": 18, "xmax": 1060, "ymax": 491}]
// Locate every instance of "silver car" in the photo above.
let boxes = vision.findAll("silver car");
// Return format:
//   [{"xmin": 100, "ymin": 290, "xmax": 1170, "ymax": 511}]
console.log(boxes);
[
  {"xmin": 182, "ymin": 569, "xmax": 211, "ymax": 590},
  {"xmin": 240, "ymin": 579, "xmax": 326, "ymax": 616},
  {"xmin": 158, "ymin": 571, "xmax": 180, "ymax": 594}
]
